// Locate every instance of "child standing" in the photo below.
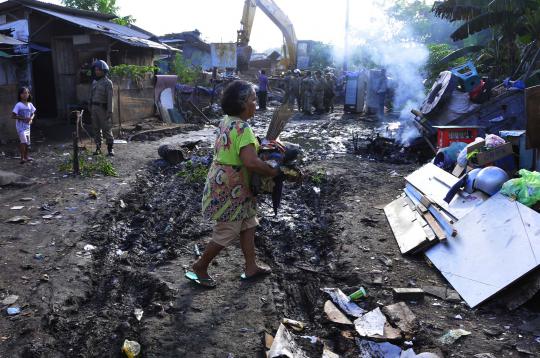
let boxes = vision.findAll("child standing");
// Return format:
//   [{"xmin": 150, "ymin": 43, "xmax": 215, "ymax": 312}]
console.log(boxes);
[{"xmin": 12, "ymin": 87, "xmax": 36, "ymax": 164}]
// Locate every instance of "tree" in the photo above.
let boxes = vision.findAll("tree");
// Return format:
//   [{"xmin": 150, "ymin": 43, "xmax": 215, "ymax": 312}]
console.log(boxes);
[
  {"xmin": 61, "ymin": 0, "xmax": 135, "ymax": 25},
  {"xmin": 432, "ymin": 0, "xmax": 540, "ymax": 77},
  {"xmin": 309, "ymin": 42, "xmax": 333, "ymax": 70}
]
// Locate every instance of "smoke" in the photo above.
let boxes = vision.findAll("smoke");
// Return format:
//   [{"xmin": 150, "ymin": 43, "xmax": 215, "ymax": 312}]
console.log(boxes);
[{"xmin": 333, "ymin": 1, "xmax": 429, "ymax": 145}]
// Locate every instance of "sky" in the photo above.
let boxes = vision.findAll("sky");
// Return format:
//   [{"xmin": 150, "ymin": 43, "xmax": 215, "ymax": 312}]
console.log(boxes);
[{"xmin": 1, "ymin": 0, "xmax": 434, "ymax": 52}]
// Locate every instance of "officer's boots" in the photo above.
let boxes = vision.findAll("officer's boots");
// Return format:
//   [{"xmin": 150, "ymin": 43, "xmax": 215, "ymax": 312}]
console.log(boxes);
[
  {"xmin": 93, "ymin": 144, "xmax": 101, "ymax": 156},
  {"xmin": 107, "ymin": 143, "xmax": 114, "ymax": 157}
]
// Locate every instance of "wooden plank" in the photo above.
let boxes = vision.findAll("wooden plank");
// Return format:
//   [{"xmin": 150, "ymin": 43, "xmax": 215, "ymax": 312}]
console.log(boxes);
[
  {"xmin": 422, "ymin": 211, "xmax": 447, "ymax": 241},
  {"xmin": 415, "ymin": 202, "xmax": 428, "ymax": 214},
  {"xmin": 384, "ymin": 197, "xmax": 429, "ymax": 255}
]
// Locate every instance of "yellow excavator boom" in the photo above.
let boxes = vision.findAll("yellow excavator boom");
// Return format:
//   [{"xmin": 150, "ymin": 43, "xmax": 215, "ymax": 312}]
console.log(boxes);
[{"xmin": 237, "ymin": 0, "xmax": 298, "ymax": 70}]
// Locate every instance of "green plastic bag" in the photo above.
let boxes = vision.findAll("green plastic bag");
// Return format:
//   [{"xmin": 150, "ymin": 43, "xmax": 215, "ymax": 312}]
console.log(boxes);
[{"xmin": 500, "ymin": 169, "xmax": 540, "ymax": 207}]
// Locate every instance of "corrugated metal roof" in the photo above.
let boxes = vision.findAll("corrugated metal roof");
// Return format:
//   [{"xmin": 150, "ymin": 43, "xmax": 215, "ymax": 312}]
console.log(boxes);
[
  {"xmin": 0, "ymin": 33, "xmax": 25, "ymax": 45},
  {"xmin": 27, "ymin": 5, "xmax": 175, "ymax": 51}
]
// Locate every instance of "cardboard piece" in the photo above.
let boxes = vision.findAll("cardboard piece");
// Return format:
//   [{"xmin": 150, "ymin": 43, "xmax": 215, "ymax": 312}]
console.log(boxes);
[{"xmin": 467, "ymin": 141, "xmax": 514, "ymax": 166}]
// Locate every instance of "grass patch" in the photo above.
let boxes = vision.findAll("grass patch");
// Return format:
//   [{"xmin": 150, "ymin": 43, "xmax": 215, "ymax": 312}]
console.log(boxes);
[
  {"xmin": 310, "ymin": 170, "xmax": 326, "ymax": 186},
  {"xmin": 59, "ymin": 151, "xmax": 118, "ymax": 177},
  {"xmin": 177, "ymin": 160, "xmax": 208, "ymax": 183}
]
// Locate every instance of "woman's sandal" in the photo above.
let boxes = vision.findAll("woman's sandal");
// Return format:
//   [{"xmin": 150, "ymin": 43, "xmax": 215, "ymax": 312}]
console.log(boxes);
[{"xmin": 185, "ymin": 271, "xmax": 217, "ymax": 288}]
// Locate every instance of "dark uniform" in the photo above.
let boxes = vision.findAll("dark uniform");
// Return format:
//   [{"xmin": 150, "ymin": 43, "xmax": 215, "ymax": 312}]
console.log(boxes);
[
  {"xmin": 90, "ymin": 71, "xmax": 114, "ymax": 154},
  {"xmin": 288, "ymin": 71, "xmax": 302, "ymax": 110},
  {"xmin": 301, "ymin": 71, "xmax": 314, "ymax": 115},
  {"xmin": 324, "ymin": 73, "xmax": 336, "ymax": 113},
  {"xmin": 313, "ymin": 71, "xmax": 326, "ymax": 114}
]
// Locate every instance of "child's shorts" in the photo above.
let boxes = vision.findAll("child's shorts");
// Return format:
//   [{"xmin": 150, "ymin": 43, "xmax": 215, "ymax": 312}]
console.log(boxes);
[
  {"xmin": 18, "ymin": 129, "xmax": 30, "ymax": 145},
  {"xmin": 211, "ymin": 216, "xmax": 259, "ymax": 247}
]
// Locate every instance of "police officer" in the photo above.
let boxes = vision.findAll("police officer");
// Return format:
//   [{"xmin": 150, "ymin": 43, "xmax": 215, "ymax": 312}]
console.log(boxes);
[
  {"xmin": 89, "ymin": 60, "xmax": 114, "ymax": 156},
  {"xmin": 289, "ymin": 69, "xmax": 302, "ymax": 111},
  {"xmin": 324, "ymin": 72, "xmax": 336, "ymax": 113},
  {"xmin": 300, "ymin": 70, "xmax": 314, "ymax": 115},
  {"xmin": 313, "ymin": 70, "xmax": 326, "ymax": 114}
]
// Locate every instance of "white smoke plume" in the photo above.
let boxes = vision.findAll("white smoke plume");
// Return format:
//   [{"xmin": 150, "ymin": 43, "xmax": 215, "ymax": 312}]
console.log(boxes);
[{"xmin": 335, "ymin": 1, "xmax": 429, "ymax": 145}]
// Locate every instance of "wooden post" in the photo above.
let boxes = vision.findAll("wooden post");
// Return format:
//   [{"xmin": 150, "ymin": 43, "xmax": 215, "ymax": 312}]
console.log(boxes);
[{"xmin": 72, "ymin": 131, "xmax": 80, "ymax": 175}]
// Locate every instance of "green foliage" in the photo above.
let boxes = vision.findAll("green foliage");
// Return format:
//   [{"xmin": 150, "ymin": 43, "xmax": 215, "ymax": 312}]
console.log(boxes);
[
  {"xmin": 309, "ymin": 42, "xmax": 334, "ymax": 70},
  {"xmin": 310, "ymin": 170, "xmax": 326, "ymax": 186},
  {"xmin": 177, "ymin": 161, "xmax": 208, "ymax": 184},
  {"xmin": 425, "ymin": 44, "xmax": 462, "ymax": 85},
  {"xmin": 62, "ymin": 0, "xmax": 135, "ymax": 24},
  {"xmin": 59, "ymin": 151, "xmax": 118, "ymax": 177},
  {"xmin": 110, "ymin": 64, "xmax": 157, "ymax": 83},
  {"xmin": 174, "ymin": 53, "xmax": 201, "ymax": 85}
]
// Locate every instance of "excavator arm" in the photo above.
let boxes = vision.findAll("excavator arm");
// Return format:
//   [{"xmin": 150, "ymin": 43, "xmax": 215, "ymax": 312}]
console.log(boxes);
[{"xmin": 237, "ymin": 0, "xmax": 298, "ymax": 70}]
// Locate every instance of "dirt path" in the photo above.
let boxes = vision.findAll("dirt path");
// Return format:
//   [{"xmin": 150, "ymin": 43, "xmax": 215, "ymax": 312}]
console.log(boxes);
[{"xmin": 1, "ymin": 110, "xmax": 539, "ymax": 357}]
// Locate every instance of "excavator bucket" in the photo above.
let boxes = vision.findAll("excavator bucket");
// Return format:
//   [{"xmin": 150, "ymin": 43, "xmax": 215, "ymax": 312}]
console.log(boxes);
[{"xmin": 237, "ymin": 45, "xmax": 252, "ymax": 71}]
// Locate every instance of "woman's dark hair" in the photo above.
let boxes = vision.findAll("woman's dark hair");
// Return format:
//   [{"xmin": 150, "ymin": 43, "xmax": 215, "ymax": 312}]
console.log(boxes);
[
  {"xmin": 221, "ymin": 80, "xmax": 255, "ymax": 116},
  {"xmin": 17, "ymin": 87, "xmax": 32, "ymax": 102}
]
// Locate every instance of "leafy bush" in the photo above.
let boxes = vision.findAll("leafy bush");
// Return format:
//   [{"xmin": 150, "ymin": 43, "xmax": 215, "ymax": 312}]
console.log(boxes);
[
  {"xmin": 59, "ymin": 151, "xmax": 118, "ymax": 177},
  {"xmin": 110, "ymin": 64, "xmax": 157, "ymax": 83},
  {"xmin": 177, "ymin": 160, "xmax": 208, "ymax": 183},
  {"xmin": 174, "ymin": 53, "xmax": 201, "ymax": 85}
]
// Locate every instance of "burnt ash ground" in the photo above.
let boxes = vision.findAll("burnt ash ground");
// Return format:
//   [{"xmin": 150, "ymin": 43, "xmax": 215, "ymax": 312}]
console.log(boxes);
[{"xmin": 0, "ymin": 108, "xmax": 539, "ymax": 357}]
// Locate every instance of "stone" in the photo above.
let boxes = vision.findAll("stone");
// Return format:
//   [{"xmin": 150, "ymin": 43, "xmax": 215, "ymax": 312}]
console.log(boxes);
[
  {"xmin": 392, "ymin": 288, "xmax": 424, "ymax": 301},
  {"xmin": 382, "ymin": 302, "xmax": 418, "ymax": 338},
  {"xmin": 1, "ymin": 295, "xmax": 19, "ymax": 305},
  {"xmin": 324, "ymin": 300, "xmax": 353, "ymax": 325}
]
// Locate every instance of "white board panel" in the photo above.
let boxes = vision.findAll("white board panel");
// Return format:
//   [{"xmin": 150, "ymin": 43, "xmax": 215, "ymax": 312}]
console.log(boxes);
[{"xmin": 425, "ymin": 193, "xmax": 540, "ymax": 307}]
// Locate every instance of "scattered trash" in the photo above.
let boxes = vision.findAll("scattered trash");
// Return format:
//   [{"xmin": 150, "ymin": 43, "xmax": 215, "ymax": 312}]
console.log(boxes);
[
  {"xmin": 6, "ymin": 216, "xmax": 30, "ymax": 224},
  {"xmin": 88, "ymin": 190, "xmax": 98, "ymax": 199},
  {"xmin": 455, "ymin": 314, "xmax": 463, "ymax": 320},
  {"xmin": 264, "ymin": 332, "xmax": 274, "ymax": 349},
  {"xmin": 267, "ymin": 323, "xmax": 308, "ymax": 358},
  {"xmin": 322, "ymin": 348, "xmax": 340, "ymax": 358},
  {"xmin": 121, "ymin": 339, "xmax": 141, "ymax": 358},
  {"xmin": 20, "ymin": 197, "xmax": 34, "ymax": 202},
  {"xmin": 84, "ymin": 244, "xmax": 96, "ymax": 251},
  {"xmin": 281, "ymin": 318, "xmax": 305, "ymax": 332},
  {"xmin": 474, "ymin": 354, "xmax": 496, "ymax": 358},
  {"xmin": 119, "ymin": 200, "xmax": 127, "ymax": 209},
  {"xmin": 438, "ymin": 329, "xmax": 471, "ymax": 345},
  {"xmin": 194, "ymin": 244, "xmax": 201, "ymax": 257},
  {"xmin": 321, "ymin": 288, "xmax": 365, "ymax": 318},
  {"xmin": 10, "ymin": 206, "xmax": 24, "ymax": 210},
  {"xmin": 7, "ymin": 307, "xmax": 21, "ymax": 315},
  {"xmin": 34, "ymin": 253, "xmax": 44, "ymax": 260},
  {"xmin": 1, "ymin": 295, "xmax": 19, "ymax": 306},
  {"xmin": 356, "ymin": 338, "xmax": 402, "ymax": 357},
  {"xmin": 354, "ymin": 307, "xmax": 386, "ymax": 337},
  {"xmin": 516, "ymin": 344, "xmax": 535, "ymax": 355},
  {"xmin": 42, "ymin": 215, "xmax": 54, "ymax": 220},
  {"xmin": 300, "ymin": 335, "xmax": 318, "ymax": 344},
  {"xmin": 41, "ymin": 274, "xmax": 50, "ymax": 282},
  {"xmin": 323, "ymin": 300, "xmax": 353, "ymax": 325},
  {"xmin": 349, "ymin": 287, "xmax": 368, "ymax": 301},
  {"xmin": 422, "ymin": 286, "xmax": 461, "ymax": 302},
  {"xmin": 382, "ymin": 302, "xmax": 419, "ymax": 338},
  {"xmin": 134, "ymin": 308, "xmax": 143, "ymax": 321},
  {"xmin": 392, "ymin": 288, "xmax": 424, "ymax": 301},
  {"xmin": 379, "ymin": 255, "xmax": 393, "ymax": 267}
]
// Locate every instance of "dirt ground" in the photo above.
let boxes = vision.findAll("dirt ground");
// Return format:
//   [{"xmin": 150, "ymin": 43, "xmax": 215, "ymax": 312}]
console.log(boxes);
[{"xmin": 1, "ymin": 107, "xmax": 539, "ymax": 357}]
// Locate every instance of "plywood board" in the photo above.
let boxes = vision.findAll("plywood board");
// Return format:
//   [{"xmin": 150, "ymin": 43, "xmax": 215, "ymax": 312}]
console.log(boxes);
[
  {"xmin": 406, "ymin": 163, "xmax": 487, "ymax": 220},
  {"xmin": 384, "ymin": 196, "xmax": 429, "ymax": 254},
  {"xmin": 425, "ymin": 193, "xmax": 540, "ymax": 307}
]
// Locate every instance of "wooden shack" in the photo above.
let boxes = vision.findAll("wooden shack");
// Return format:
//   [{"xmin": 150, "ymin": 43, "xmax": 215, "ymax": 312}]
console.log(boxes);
[{"xmin": 0, "ymin": 0, "xmax": 174, "ymax": 141}]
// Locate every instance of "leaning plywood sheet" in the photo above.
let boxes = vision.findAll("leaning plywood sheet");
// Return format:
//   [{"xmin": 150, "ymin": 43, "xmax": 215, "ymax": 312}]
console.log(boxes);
[
  {"xmin": 406, "ymin": 163, "xmax": 486, "ymax": 220},
  {"xmin": 384, "ymin": 196, "xmax": 430, "ymax": 254},
  {"xmin": 425, "ymin": 193, "xmax": 540, "ymax": 308}
]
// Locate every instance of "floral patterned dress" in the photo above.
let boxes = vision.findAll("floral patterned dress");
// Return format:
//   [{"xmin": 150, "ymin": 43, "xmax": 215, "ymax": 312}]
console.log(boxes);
[{"xmin": 202, "ymin": 116, "xmax": 260, "ymax": 222}]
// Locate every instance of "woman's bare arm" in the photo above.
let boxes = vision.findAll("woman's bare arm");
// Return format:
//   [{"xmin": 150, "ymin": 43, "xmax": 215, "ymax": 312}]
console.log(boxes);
[{"xmin": 240, "ymin": 144, "xmax": 280, "ymax": 177}]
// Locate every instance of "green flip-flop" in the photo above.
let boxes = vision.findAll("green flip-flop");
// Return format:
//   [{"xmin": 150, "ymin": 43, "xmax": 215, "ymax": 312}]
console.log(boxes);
[{"xmin": 185, "ymin": 271, "xmax": 217, "ymax": 288}]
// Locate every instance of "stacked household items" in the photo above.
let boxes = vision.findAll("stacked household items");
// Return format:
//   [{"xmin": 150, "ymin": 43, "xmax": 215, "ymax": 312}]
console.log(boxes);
[{"xmin": 385, "ymin": 133, "xmax": 540, "ymax": 308}]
